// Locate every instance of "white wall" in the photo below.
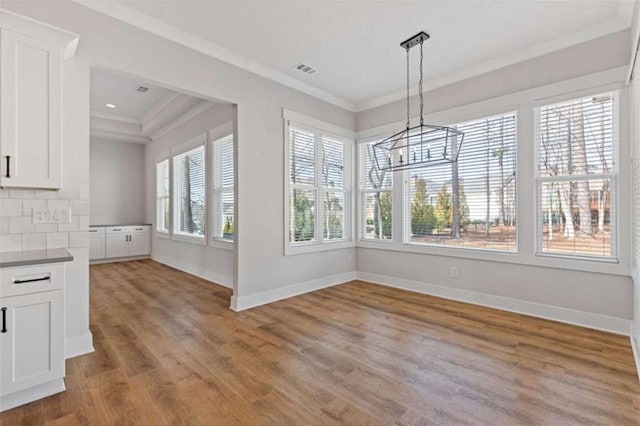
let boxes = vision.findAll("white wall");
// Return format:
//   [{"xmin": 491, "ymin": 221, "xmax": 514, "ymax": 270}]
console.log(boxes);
[
  {"xmin": 630, "ymin": 0, "xmax": 640, "ymax": 373},
  {"xmin": 356, "ymin": 30, "xmax": 634, "ymax": 334},
  {"xmin": 90, "ymin": 138, "xmax": 145, "ymax": 226},
  {"xmin": 144, "ymin": 104, "xmax": 235, "ymax": 287},
  {"xmin": 0, "ymin": 57, "xmax": 92, "ymax": 358},
  {"xmin": 2, "ymin": 1, "xmax": 356, "ymax": 306}
]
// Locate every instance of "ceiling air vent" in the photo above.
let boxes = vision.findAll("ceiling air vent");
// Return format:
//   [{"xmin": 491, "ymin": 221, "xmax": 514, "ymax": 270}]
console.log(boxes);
[
  {"xmin": 136, "ymin": 86, "xmax": 149, "ymax": 93},
  {"xmin": 294, "ymin": 63, "xmax": 317, "ymax": 75}
]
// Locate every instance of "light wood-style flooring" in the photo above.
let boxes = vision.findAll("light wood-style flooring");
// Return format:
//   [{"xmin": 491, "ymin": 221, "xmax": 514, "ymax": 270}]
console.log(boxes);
[{"xmin": 2, "ymin": 259, "xmax": 639, "ymax": 425}]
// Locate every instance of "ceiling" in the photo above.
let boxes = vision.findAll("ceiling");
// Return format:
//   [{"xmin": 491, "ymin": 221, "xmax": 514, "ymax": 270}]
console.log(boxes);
[
  {"xmin": 90, "ymin": 68, "xmax": 216, "ymax": 143},
  {"xmin": 91, "ymin": 68, "xmax": 173, "ymax": 119},
  {"xmin": 86, "ymin": 0, "xmax": 634, "ymax": 112}
]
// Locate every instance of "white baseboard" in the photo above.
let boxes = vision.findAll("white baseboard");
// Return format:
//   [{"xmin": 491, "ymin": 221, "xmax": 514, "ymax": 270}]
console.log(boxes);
[
  {"xmin": 151, "ymin": 254, "xmax": 232, "ymax": 289},
  {"xmin": 65, "ymin": 332, "xmax": 94, "ymax": 359},
  {"xmin": 631, "ymin": 324, "xmax": 640, "ymax": 382},
  {"xmin": 0, "ymin": 378, "xmax": 65, "ymax": 412},
  {"xmin": 90, "ymin": 255, "xmax": 149, "ymax": 265},
  {"xmin": 357, "ymin": 271, "xmax": 632, "ymax": 336},
  {"xmin": 230, "ymin": 271, "xmax": 357, "ymax": 311}
]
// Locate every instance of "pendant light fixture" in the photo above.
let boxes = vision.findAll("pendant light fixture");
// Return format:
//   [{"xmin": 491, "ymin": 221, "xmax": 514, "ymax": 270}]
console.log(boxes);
[{"xmin": 373, "ymin": 32, "xmax": 464, "ymax": 171}]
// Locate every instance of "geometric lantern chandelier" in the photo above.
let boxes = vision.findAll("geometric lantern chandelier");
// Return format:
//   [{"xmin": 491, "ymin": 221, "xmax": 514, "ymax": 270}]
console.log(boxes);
[{"xmin": 373, "ymin": 32, "xmax": 464, "ymax": 172}]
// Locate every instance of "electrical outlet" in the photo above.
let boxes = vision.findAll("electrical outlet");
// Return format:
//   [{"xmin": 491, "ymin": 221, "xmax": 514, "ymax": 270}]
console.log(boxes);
[
  {"xmin": 32, "ymin": 207, "xmax": 72, "ymax": 224},
  {"xmin": 450, "ymin": 266, "xmax": 459, "ymax": 278}
]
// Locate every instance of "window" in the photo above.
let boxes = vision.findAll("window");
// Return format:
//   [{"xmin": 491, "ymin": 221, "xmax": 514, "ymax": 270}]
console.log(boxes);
[
  {"xmin": 286, "ymin": 121, "xmax": 352, "ymax": 250},
  {"xmin": 212, "ymin": 134, "xmax": 234, "ymax": 241},
  {"xmin": 406, "ymin": 112, "xmax": 517, "ymax": 251},
  {"xmin": 173, "ymin": 141, "xmax": 206, "ymax": 239},
  {"xmin": 536, "ymin": 92, "xmax": 617, "ymax": 259},
  {"xmin": 156, "ymin": 158, "xmax": 170, "ymax": 233},
  {"xmin": 359, "ymin": 141, "xmax": 392, "ymax": 240}
]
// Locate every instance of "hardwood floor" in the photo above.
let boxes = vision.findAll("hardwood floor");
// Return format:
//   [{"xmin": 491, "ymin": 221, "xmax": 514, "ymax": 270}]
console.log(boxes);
[{"xmin": 2, "ymin": 259, "xmax": 639, "ymax": 425}]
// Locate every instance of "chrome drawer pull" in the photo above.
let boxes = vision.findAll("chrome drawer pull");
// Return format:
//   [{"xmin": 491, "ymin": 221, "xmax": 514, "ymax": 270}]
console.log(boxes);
[{"xmin": 13, "ymin": 275, "xmax": 51, "ymax": 284}]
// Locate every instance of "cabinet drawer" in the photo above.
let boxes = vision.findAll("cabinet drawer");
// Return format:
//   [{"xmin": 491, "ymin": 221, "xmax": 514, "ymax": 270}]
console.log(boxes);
[
  {"xmin": 0, "ymin": 264, "xmax": 64, "ymax": 298},
  {"xmin": 106, "ymin": 225, "xmax": 150, "ymax": 234},
  {"xmin": 89, "ymin": 227, "xmax": 105, "ymax": 235},
  {"xmin": 106, "ymin": 226, "xmax": 127, "ymax": 234},
  {"xmin": 129, "ymin": 225, "xmax": 150, "ymax": 233}
]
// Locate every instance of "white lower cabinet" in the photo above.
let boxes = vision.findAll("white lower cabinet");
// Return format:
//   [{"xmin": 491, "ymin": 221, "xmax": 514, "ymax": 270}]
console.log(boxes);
[
  {"xmin": 129, "ymin": 232, "xmax": 151, "ymax": 257},
  {"xmin": 0, "ymin": 263, "xmax": 66, "ymax": 412},
  {"xmin": 89, "ymin": 227, "xmax": 105, "ymax": 260},
  {"xmin": 91, "ymin": 225, "xmax": 151, "ymax": 261}
]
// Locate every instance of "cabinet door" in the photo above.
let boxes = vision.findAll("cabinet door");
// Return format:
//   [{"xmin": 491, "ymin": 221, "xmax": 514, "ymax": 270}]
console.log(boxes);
[
  {"xmin": 89, "ymin": 235, "xmax": 106, "ymax": 260},
  {"xmin": 0, "ymin": 290, "xmax": 64, "ymax": 396},
  {"xmin": 105, "ymin": 235, "xmax": 128, "ymax": 258},
  {"xmin": 128, "ymin": 232, "xmax": 151, "ymax": 256},
  {"xmin": 0, "ymin": 29, "xmax": 62, "ymax": 189}
]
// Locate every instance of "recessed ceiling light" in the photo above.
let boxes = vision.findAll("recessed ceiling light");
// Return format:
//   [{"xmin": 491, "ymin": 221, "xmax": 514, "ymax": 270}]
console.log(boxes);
[{"xmin": 105, "ymin": 103, "xmax": 116, "ymax": 109}]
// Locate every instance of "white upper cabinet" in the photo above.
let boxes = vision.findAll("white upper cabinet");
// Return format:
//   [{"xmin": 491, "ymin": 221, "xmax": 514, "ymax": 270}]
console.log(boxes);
[{"xmin": 0, "ymin": 10, "xmax": 78, "ymax": 189}]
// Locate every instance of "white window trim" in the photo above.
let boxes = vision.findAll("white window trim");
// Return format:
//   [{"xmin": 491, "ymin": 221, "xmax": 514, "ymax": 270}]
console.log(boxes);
[
  {"xmin": 209, "ymin": 127, "xmax": 235, "ymax": 249},
  {"xmin": 533, "ymin": 89, "xmax": 620, "ymax": 262},
  {"xmin": 284, "ymin": 109, "xmax": 355, "ymax": 255},
  {"xmin": 354, "ymin": 68, "xmax": 630, "ymax": 277},
  {"xmin": 155, "ymin": 151, "xmax": 171, "ymax": 239},
  {"xmin": 357, "ymin": 137, "xmax": 395, "ymax": 243},
  {"xmin": 172, "ymin": 133, "xmax": 207, "ymax": 243},
  {"xmin": 400, "ymin": 111, "xmax": 519, "ymax": 253}
]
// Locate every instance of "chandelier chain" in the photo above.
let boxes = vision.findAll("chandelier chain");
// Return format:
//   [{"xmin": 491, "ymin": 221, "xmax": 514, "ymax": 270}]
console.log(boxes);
[
  {"xmin": 419, "ymin": 39, "xmax": 424, "ymax": 126},
  {"xmin": 406, "ymin": 46, "xmax": 410, "ymax": 130}
]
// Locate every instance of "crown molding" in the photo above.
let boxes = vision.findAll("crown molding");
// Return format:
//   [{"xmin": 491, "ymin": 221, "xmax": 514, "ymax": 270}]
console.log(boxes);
[
  {"xmin": 139, "ymin": 92, "xmax": 181, "ymax": 126},
  {"xmin": 150, "ymin": 101, "xmax": 215, "ymax": 140},
  {"xmin": 74, "ymin": 0, "xmax": 631, "ymax": 115},
  {"xmin": 0, "ymin": 9, "xmax": 79, "ymax": 60},
  {"xmin": 90, "ymin": 109, "xmax": 140, "ymax": 125},
  {"xmin": 141, "ymin": 93, "xmax": 200, "ymax": 136},
  {"xmin": 73, "ymin": 0, "xmax": 356, "ymax": 112},
  {"xmin": 90, "ymin": 129, "xmax": 150, "ymax": 144},
  {"xmin": 356, "ymin": 18, "xmax": 630, "ymax": 112}
]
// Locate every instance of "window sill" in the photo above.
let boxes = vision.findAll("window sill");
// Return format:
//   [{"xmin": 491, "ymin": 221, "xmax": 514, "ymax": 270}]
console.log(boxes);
[
  {"xmin": 172, "ymin": 233, "xmax": 206, "ymax": 245},
  {"xmin": 356, "ymin": 240, "xmax": 629, "ymax": 276},
  {"xmin": 209, "ymin": 238, "xmax": 234, "ymax": 250},
  {"xmin": 155, "ymin": 231, "xmax": 170, "ymax": 240},
  {"xmin": 285, "ymin": 239, "xmax": 355, "ymax": 256}
]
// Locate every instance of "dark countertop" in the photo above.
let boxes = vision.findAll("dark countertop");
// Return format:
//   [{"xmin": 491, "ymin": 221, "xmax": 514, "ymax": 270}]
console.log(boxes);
[
  {"xmin": 90, "ymin": 224, "xmax": 152, "ymax": 228},
  {"xmin": 0, "ymin": 249, "xmax": 74, "ymax": 269}
]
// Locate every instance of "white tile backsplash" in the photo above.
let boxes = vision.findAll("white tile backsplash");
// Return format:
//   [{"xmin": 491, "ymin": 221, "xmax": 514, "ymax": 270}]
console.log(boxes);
[
  {"xmin": 22, "ymin": 199, "xmax": 47, "ymax": 216},
  {"xmin": 34, "ymin": 223, "xmax": 59, "ymax": 233},
  {"xmin": 47, "ymin": 232, "xmax": 69, "ymax": 249},
  {"xmin": 0, "ymin": 199, "xmax": 23, "ymax": 217},
  {"xmin": 0, "ymin": 190, "xmax": 88, "ymax": 253},
  {"xmin": 58, "ymin": 215, "xmax": 79, "ymax": 232},
  {"xmin": 47, "ymin": 199, "xmax": 69, "ymax": 210},
  {"xmin": 0, "ymin": 234, "xmax": 22, "ymax": 252},
  {"xmin": 70, "ymin": 200, "xmax": 89, "ymax": 216},
  {"xmin": 69, "ymin": 231, "xmax": 88, "ymax": 248},
  {"xmin": 34, "ymin": 189, "xmax": 58, "ymax": 200},
  {"xmin": 22, "ymin": 233, "xmax": 46, "ymax": 250},
  {"xmin": 9, "ymin": 189, "xmax": 35, "ymax": 199},
  {"xmin": 9, "ymin": 216, "xmax": 34, "ymax": 234}
]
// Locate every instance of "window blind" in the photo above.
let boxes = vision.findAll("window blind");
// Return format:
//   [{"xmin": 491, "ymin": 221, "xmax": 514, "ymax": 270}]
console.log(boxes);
[
  {"xmin": 536, "ymin": 93, "xmax": 616, "ymax": 258},
  {"xmin": 406, "ymin": 112, "xmax": 517, "ymax": 250},
  {"xmin": 360, "ymin": 142, "xmax": 392, "ymax": 240},
  {"xmin": 287, "ymin": 123, "xmax": 351, "ymax": 245},
  {"xmin": 212, "ymin": 134, "xmax": 234, "ymax": 241},
  {"xmin": 174, "ymin": 145, "xmax": 205, "ymax": 237},
  {"xmin": 156, "ymin": 159, "xmax": 169, "ymax": 232}
]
